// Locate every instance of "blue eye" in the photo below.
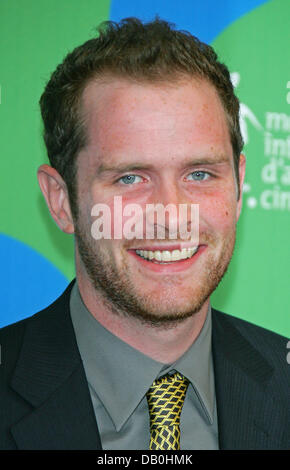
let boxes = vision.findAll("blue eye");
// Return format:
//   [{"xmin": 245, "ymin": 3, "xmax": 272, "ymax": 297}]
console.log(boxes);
[
  {"xmin": 119, "ymin": 175, "xmax": 143, "ymax": 185},
  {"xmin": 186, "ymin": 171, "xmax": 210, "ymax": 181}
]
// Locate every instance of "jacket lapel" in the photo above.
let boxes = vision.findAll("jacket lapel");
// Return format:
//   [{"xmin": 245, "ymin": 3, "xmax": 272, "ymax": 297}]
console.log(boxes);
[
  {"xmin": 212, "ymin": 309, "xmax": 286, "ymax": 449},
  {"xmin": 10, "ymin": 281, "xmax": 102, "ymax": 450}
]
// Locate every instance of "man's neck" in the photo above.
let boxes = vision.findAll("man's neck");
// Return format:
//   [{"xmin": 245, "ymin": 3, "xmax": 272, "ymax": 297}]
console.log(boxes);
[{"xmin": 76, "ymin": 274, "xmax": 209, "ymax": 364}]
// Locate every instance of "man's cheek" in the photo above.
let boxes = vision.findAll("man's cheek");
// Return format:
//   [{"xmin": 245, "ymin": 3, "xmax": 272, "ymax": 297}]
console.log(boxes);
[
  {"xmin": 90, "ymin": 201, "xmax": 111, "ymax": 241},
  {"xmin": 199, "ymin": 197, "xmax": 236, "ymax": 230}
]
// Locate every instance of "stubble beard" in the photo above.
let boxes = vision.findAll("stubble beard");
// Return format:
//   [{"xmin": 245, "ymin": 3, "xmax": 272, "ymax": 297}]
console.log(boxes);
[{"xmin": 74, "ymin": 221, "xmax": 236, "ymax": 328}]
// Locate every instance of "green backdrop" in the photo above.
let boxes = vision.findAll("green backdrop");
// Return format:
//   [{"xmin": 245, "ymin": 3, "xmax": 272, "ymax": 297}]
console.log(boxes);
[{"xmin": 0, "ymin": 0, "xmax": 289, "ymax": 337}]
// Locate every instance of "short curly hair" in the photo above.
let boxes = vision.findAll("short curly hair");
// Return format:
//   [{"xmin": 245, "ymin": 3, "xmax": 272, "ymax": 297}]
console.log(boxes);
[{"xmin": 39, "ymin": 17, "xmax": 243, "ymax": 217}]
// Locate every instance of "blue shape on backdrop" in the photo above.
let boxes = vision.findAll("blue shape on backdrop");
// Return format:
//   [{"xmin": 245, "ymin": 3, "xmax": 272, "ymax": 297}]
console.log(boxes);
[
  {"xmin": 0, "ymin": 234, "xmax": 69, "ymax": 328},
  {"xmin": 110, "ymin": 0, "xmax": 269, "ymax": 43}
]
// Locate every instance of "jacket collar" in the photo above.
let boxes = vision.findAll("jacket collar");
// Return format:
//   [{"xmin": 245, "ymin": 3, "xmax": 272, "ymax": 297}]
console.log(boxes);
[
  {"xmin": 212, "ymin": 309, "xmax": 285, "ymax": 449},
  {"xmin": 10, "ymin": 280, "xmax": 102, "ymax": 449}
]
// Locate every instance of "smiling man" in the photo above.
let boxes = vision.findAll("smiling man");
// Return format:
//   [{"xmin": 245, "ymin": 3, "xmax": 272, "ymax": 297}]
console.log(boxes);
[
  {"xmin": 67, "ymin": 76, "xmax": 243, "ymax": 357},
  {"xmin": 0, "ymin": 18, "xmax": 289, "ymax": 450}
]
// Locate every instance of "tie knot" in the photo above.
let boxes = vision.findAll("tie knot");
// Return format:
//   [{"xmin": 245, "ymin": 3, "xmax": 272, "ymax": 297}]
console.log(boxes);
[{"xmin": 146, "ymin": 372, "xmax": 189, "ymax": 429}]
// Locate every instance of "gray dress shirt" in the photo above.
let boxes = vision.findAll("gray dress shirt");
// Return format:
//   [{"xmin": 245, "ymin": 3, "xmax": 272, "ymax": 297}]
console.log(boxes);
[{"xmin": 70, "ymin": 281, "xmax": 219, "ymax": 450}]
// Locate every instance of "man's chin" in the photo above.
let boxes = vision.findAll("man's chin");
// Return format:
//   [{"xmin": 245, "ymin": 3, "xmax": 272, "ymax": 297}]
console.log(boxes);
[
  {"xmin": 117, "ymin": 304, "xmax": 203, "ymax": 329},
  {"xmin": 103, "ymin": 286, "xmax": 209, "ymax": 328}
]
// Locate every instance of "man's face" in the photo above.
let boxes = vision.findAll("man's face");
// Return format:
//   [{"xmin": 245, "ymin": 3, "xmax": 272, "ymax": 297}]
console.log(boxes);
[{"xmin": 74, "ymin": 77, "xmax": 245, "ymax": 325}]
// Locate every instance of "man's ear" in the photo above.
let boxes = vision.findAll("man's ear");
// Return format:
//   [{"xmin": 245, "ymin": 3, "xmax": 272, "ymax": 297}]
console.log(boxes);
[
  {"xmin": 37, "ymin": 164, "xmax": 75, "ymax": 234},
  {"xmin": 236, "ymin": 153, "xmax": 246, "ymax": 221}
]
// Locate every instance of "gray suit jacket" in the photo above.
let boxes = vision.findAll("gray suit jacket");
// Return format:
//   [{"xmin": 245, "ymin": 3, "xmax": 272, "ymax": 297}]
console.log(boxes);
[{"xmin": 0, "ymin": 281, "xmax": 289, "ymax": 449}]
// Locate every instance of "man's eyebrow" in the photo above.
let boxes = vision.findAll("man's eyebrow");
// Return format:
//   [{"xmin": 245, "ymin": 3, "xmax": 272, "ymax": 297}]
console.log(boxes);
[
  {"xmin": 95, "ymin": 155, "xmax": 231, "ymax": 176},
  {"xmin": 183, "ymin": 155, "xmax": 230, "ymax": 166},
  {"xmin": 96, "ymin": 162, "xmax": 154, "ymax": 176}
]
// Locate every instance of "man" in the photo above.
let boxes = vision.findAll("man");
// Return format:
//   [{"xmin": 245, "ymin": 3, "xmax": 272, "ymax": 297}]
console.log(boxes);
[{"xmin": 0, "ymin": 18, "xmax": 289, "ymax": 450}]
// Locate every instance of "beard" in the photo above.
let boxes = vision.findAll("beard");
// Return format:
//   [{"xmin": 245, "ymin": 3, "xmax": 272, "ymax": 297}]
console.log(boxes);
[{"xmin": 74, "ymin": 219, "xmax": 236, "ymax": 328}]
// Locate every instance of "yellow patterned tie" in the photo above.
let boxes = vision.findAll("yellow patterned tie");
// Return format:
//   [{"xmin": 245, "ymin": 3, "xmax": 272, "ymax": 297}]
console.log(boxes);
[{"xmin": 146, "ymin": 372, "xmax": 189, "ymax": 450}]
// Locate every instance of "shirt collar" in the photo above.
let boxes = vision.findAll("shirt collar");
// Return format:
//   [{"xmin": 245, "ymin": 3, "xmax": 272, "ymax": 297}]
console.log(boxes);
[
  {"xmin": 70, "ymin": 281, "xmax": 214, "ymax": 431},
  {"xmin": 160, "ymin": 308, "xmax": 215, "ymax": 424}
]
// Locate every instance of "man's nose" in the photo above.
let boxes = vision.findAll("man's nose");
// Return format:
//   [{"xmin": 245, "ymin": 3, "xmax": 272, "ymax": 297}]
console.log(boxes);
[
  {"xmin": 154, "ymin": 180, "xmax": 182, "ymax": 208},
  {"xmin": 145, "ymin": 182, "xmax": 198, "ymax": 241}
]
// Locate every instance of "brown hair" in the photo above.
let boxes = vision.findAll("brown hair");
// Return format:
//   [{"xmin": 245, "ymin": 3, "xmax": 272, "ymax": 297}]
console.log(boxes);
[{"xmin": 39, "ymin": 17, "xmax": 243, "ymax": 216}]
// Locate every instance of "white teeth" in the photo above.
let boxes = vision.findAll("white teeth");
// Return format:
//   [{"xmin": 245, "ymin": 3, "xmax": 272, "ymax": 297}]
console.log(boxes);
[
  {"xmin": 161, "ymin": 251, "xmax": 171, "ymax": 262},
  {"xmin": 171, "ymin": 250, "xmax": 181, "ymax": 261},
  {"xmin": 135, "ymin": 247, "xmax": 198, "ymax": 262},
  {"xmin": 180, "ymin": 248, "xmax": 188, "ymax": 259},
  {"xmin": 148, "ymin": 251, "xmax": 154, "ymax": 260},
  {"xmin": 188, "ymin": 247, "xmax": 195, "ymax": 257},
  {"xmin": 154, "ymin": 251, "xmax": 162, "ymax": 261}
]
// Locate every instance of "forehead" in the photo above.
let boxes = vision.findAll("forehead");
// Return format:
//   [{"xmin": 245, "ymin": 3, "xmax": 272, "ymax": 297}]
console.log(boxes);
[{"xmin": 80, "ymin": 76, "xmax": 232, "ymax": 164}]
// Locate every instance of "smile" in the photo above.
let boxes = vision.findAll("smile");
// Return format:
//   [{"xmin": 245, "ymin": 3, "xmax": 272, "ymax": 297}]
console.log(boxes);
[{"xmin": 134, "ymin": 246, "xmax": 198, "ymax": 263}]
